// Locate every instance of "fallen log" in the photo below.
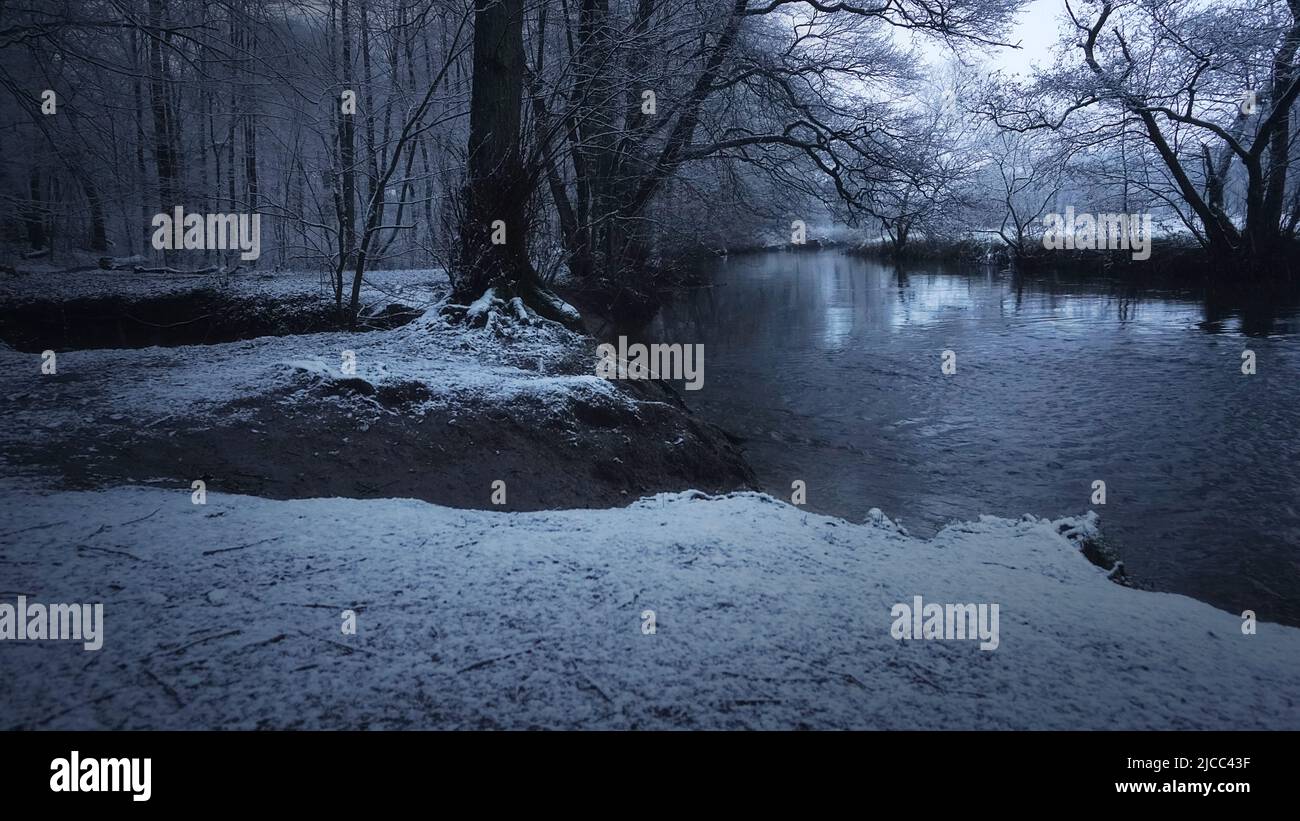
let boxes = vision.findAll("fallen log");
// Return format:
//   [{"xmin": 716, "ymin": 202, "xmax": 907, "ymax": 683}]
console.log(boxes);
[
  {"xmin": 97, "ymin": 254, "xmax": 146, "ymax": 270},
  {"xmin": 127, "ymin": 264, "xmax": 244, "ymax": 277},
  {"xmin": 130, "ymin": 265, "xmax": 220, "ymax": 275}
]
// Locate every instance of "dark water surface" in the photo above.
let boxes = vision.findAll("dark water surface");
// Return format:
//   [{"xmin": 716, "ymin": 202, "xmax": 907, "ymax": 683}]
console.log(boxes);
[{"xmin": 648, "ymin": 251, "xmax": 1300, "ymax": 625}]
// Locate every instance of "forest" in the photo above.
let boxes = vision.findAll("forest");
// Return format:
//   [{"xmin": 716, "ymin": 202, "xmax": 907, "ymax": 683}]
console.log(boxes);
[{"xmin": 4, "ymin": 0, "xmax": 1299, "ymax": 328}]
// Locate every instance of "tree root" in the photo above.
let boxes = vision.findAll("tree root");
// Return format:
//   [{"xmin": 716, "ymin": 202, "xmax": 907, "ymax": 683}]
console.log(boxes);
[{"xmin": 439, "ymin": 281, "xmax": 584, "ymax": 335}]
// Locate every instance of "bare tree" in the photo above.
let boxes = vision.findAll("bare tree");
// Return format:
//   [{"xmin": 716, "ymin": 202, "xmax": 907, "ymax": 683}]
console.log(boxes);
[{"xmin": 983, "ymin": 0, "xmax": 1300, "ymax": 267}]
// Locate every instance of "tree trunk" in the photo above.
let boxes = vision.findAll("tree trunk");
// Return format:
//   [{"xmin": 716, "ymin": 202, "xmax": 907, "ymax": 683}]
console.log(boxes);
[
  {"xmin": 242, "ymin": 7, "xmax": 260, "ymax": 220},
  {"xmin": 147, "ymin": 0, "xmax": 180, "ymax": 207},
  {"xmin": 457, "ymin": 0, "xmax": 531, "ymax": 298},
  {"xmin": 146, "ymin": 0, "xmax": 181, "ymax": 262},
  {"xmin": 340, "ymin": 0, "xmax": 358, "ymax": 267},
  {"xmin": 80, "ymin": 174, "xmax": 108, "ymax": 252},
  {"xmin": 25, "ymin": 169, "xmax": 46, "ymax": 250}
]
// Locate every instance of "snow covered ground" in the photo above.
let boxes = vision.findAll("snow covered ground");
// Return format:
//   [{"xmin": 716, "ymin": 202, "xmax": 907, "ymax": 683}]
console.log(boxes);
[
  {"xmin": 0, "ymin": 289, "xmax": 629, "ymax": 458},
  {"xmin": 2, "ymin": 481, "xmax": 1296, "ymax": 730}
]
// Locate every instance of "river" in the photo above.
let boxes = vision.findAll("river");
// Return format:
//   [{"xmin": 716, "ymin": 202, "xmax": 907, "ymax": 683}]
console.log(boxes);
[{"xmin": 647, "ymin": 250, "xmax": 1300, "ymax": 626}]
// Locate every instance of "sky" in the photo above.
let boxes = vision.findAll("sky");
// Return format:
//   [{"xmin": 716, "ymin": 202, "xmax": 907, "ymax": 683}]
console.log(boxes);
[
  {"xmin": 906, "ymin": 0, "xmax": 1066, "ymax": 77},
  {"xmin": 994, "ymin": 0, "xmax": 1065, "ymax": 76}
]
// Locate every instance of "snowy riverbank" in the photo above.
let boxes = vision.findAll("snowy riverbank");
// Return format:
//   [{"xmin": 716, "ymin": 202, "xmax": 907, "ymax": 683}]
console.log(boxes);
[
  {"xmin": 2, "ymin": 482, "xmax": 1296, "ymax": 730},
  {"xmin": 0, "ymin": 276, "xmax": 753, "ymax": 509},
  {"xmin": 1, "ymin": 269, "xmax": 1296, "ymax": 730}
]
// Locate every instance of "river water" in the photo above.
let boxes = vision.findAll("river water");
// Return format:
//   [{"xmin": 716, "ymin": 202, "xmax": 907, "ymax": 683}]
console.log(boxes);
[{"xmin": 648, "ymin": 251, "xmax": 1300, "ymax": 625}]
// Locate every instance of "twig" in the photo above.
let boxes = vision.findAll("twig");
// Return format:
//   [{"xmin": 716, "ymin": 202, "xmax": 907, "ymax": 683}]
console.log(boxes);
[
  {"xmin": 243, "ymin": 633, "xmax": 288, "ymax": 650},
  {"xmin": 145, "ymin": 629, "xmax": 243, "ymax": 660},
  {"xmin": 119, "ymin": 507, "xmax": 161, "ymax": 527},
  {"xmin": 22, "ymin": 689, "xmax": 123, "ymax": 730},
  {"xmin": 75, "ymin": 545, "xmax": 143, "ymax": 562},
  {"xmin": 202, "ymin": 536, "xmax": 282, "ymax": 556},
  {"xmin": 458, "ymin": 649, "xmax": 530, "ymax": 673},
  {"xmin": 141, "ymin": 667, "xmax": 186, "ymax": 709},
  {"xmin": 123, "ymin": 312, "xmax": 217, "ymax": 328},
  {"xmin": 574, "ymin": 669, "xmax": 614, "ymax": 704},
  {"xmin": 296, "ymin": 630, "xmax": 374, "ymax": 657},
  {"xmin": 0, "ymin": 520, "xmax": 66, "ymax": 539}
]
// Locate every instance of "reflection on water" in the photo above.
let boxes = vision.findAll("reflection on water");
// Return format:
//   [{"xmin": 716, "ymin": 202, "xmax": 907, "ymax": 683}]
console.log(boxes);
[{"xmin": 648, "ymin": 251, "xmax": 1300, "ymax": 625}]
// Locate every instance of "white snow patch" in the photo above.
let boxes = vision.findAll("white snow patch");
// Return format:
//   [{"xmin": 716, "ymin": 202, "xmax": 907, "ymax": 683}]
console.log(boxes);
[
  {"xmin": 0, "ymin": 483, "xmax": 1295, "ymax": 730},
  {"xmin": 0, "ymin": 299, "xmax": 616, "ymax": 453}
]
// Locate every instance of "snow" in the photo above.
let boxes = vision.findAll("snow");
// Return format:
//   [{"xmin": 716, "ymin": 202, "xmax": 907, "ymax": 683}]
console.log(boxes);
[
  {"xmin": 1, "ymin": 483, "xmax": 1295, "ymax": 730},
  {"xmin": 0, "ymin": 296, "xmax": 627, "ymax": 458},
  {"xmin": 462, "ymin": 286, "xmax": 503, "ymax": 325}
]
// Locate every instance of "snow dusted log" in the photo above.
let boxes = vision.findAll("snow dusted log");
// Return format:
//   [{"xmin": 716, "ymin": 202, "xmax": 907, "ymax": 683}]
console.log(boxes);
[
  {"xmin": 20, "ymin": 248, "xmax": 49, "ymax": 260},
  {"xmin": 131, "ymin": 265, "xmax": 220, "ymax": 275},
  {"xmin": 129, "ymin": 265, "xmax": 245, "ymax": 277},
  {"xmin": 92, "ymin": 259, "xmax": 245, "ymax": 277},
  {"xmin": 97, "ymin": 254, "xmax": 147, "ymax": 270}
]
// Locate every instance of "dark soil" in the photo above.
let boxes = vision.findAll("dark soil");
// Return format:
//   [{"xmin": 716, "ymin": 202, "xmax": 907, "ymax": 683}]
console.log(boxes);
[
  {"xmin": 0, "ymin": 289, "xmax": 419, "ymax": 352},
  {"xmin": 4, "ymin": 374, "xmax": 756, "ymax": 511}
]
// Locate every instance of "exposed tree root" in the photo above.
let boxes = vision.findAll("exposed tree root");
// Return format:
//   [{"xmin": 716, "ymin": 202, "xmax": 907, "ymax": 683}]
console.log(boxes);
[{"xmin": 440, "ymin": 280, "xmax": 584, "ymax": 335}]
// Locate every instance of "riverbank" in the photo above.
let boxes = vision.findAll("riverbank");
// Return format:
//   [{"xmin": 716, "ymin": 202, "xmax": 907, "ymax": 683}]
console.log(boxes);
[
  {"xmin": 0, "ymin": 267, "xmax": 753, "ymax": 509},
  {"xmin": 2, "ymin": 264, "xmax": 1297, "ymax": 729},
  {"xmin": 2, "ymin": 483, "xmax": 1296, "ymax": 729}
]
